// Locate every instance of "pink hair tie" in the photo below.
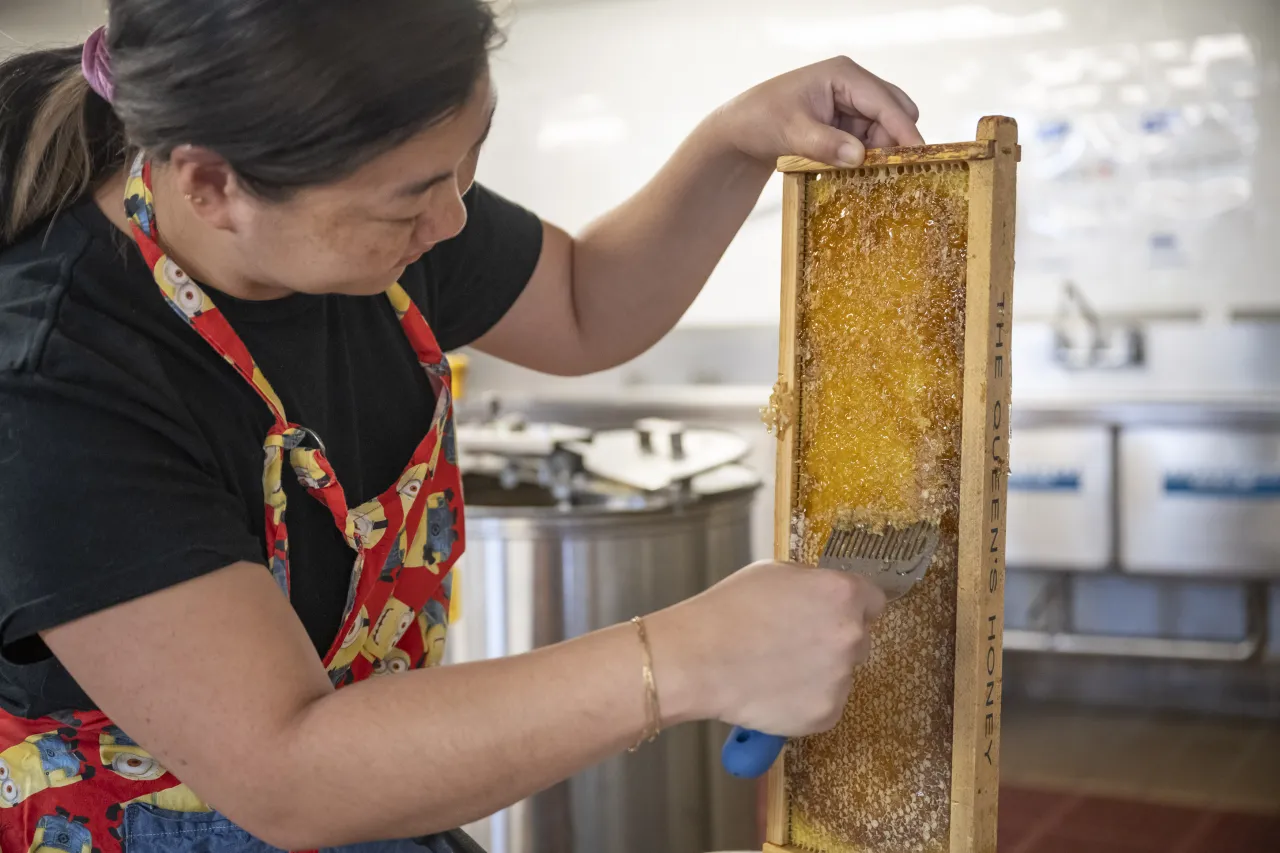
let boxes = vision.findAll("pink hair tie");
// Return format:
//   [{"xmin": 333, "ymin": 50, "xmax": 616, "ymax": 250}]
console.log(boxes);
[{"xmin": 82, "ymin": 25, "xmax": 115, "ymax": 103}]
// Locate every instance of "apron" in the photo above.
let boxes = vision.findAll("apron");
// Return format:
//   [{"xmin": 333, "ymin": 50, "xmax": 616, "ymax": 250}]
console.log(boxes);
[{"xmin": 0, "ymin": 154, "xmax": 467, "ymax": 853}]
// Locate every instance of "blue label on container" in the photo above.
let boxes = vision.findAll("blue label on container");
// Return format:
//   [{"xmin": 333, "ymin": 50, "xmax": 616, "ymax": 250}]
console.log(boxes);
[
  {"xmin": 1141, "ymin": 110, "xmax": 1176, "ymax": 134},
  {"xmin": 1008, "ymin": 471, "xmax": 1082, "ymax": 492},
  {"xmin": 1164, "ymin": 473, "xmax": 1280, "ymax": 499},
  {"xmin": 1037, "ymin": 120, "xmax": 1071, "ymax": 141}
]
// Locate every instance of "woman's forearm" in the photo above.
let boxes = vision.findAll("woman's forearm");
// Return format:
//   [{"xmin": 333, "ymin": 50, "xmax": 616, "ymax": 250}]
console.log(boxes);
[
  {"xmin": 472, "ymin": 59, "xmax": 922, "ymax": 378},
  {"xmin": 43, "ymin": 563, "xmax": 706, "ymax": 852},
  {"xmin": 46, "ymin": 557, "xmax": 884, "ymax": 851},
  {"xmin": 565, "ymin": 57, "xmax": 924, "ymax": 368},
  {"xmin": 236, "ymin": 612, "xmax": 703, "ymax": 849},
  {"xmin": 567, "ymin": 113, "xmax": 772, "ymax": 369}
]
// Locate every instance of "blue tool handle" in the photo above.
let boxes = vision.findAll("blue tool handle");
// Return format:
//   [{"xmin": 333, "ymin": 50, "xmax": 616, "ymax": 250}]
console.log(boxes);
[{"xmin": 721, "ymin": 726, "xmax": 787, "ymax": 778}]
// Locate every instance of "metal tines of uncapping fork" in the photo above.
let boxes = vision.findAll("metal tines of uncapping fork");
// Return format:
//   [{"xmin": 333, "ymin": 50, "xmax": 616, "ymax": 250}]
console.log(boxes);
[
  {"xmin": 719, "ymin": 520, "xmax": 942, "ymax": 779},
  {"xmin": 818, "ymin": 520, "xmax": 940, "ymax": 602}
]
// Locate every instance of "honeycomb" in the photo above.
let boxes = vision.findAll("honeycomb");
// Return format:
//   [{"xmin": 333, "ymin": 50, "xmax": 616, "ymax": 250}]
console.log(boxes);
[{"xmin": 787, "ymin": 163, "xmax": 971, "ymax": 853}]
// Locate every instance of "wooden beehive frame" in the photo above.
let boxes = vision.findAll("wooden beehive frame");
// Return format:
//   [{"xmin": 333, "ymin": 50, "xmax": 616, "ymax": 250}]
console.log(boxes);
[{"xmin": 764, "ymin": 117, "xmax": 1019, "ymax": 853}]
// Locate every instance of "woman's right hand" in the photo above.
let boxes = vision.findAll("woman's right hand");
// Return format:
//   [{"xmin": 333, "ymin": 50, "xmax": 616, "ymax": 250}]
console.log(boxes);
[{"xmin": 647, "ymin": 561, "xmax": 887, "ymax": 737}]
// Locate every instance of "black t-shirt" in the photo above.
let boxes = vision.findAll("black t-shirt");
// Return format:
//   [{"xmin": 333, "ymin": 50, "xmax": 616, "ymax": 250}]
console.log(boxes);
[{"xmin": 0, "ymin": 185, "xmax": 543, "ymax": 719}]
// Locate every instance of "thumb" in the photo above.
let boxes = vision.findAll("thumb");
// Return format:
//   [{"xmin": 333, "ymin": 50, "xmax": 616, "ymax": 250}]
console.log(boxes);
[
  {"xmin": 792, "ymin": 120, "xmax": 865, "ymax": 168},
  {"xmin": 861, "ymin": 580, "xmax": 888, "ymax": 621}
]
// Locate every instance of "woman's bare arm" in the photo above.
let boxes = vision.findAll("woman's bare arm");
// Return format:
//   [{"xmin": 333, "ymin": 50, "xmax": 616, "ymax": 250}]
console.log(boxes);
[
  {"xmin": 41, "ymin": 562, "xmax": 701, "ymax": 849},
  {"xmin": 472, "ymin": 58, "xmax": 921, "ymax": 376},
  {"xmin": 43, "ymin": 557, "xmax": 883, "ymax": 849}
]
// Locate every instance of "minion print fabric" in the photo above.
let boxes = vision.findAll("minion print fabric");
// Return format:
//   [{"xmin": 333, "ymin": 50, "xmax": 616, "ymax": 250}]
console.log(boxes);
[{"xmin": 0, "ymin": 154, "xmax": 467, "ymax": 852}]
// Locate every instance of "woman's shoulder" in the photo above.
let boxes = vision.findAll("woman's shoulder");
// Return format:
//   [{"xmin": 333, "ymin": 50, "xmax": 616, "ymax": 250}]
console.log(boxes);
[
  {"xmin": 0, "ymin": 204, "xmax": 94, "ymax": 371},
  {"xmin": 0, "ymin": 199, "xmax": 173, "ymax": 379}
]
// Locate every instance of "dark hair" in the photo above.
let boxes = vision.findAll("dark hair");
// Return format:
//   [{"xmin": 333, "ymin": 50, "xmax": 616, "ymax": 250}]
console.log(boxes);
[{"xmin": 0, "ymin": 0, "xmax": 499, "ymax": 247}]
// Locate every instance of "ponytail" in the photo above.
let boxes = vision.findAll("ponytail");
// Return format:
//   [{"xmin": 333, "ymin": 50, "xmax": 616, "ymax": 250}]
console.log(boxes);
[{"xmin": 0, "ymin": 47, "xmax": 127, "ymax": 248}]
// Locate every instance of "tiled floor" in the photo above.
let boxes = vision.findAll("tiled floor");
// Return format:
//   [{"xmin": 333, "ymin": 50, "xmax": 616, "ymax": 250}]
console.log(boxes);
[
  {"xmin": 999, "ymin": 788, "xmax": 1280, "ymax": 853},
  {"xmin": 999, "ymin": 704, "xmax": 1280, "ymax": 852},
  {"xmin": 1002, "ymin": 704, "xmax": 1280, "ymax": 814}
]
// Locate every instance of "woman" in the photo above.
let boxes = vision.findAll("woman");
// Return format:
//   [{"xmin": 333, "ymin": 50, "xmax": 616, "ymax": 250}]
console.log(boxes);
[{"xmin": 0, "ymin": 2, "xmax": 923, "ymax": 851}]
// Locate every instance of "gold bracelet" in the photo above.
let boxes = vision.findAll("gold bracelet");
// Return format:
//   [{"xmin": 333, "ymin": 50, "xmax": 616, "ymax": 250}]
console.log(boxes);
[{"xmin": 628, "ymin": 615, "xmax": 662, "ymax": 752}]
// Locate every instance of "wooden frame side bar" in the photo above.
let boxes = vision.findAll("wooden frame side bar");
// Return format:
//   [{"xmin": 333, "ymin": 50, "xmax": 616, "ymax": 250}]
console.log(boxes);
[
  {"xmin": 948, "ymin": 115, "xmax": 1018, "ymax": 853},
  {"xmin": 777, "ymin": 140, "xmax": 994, "ymax": 173},
  {"xmin": 764, "ymin": 170, "xmax": 806, "ymax": 849}
]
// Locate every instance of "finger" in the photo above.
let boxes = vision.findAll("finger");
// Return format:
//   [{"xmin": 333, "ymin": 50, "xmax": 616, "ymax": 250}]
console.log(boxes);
[
  {"xmin": 882, "ymin": 80, "xmax": 920, "ymax": 124},
  {"xmin": 794, "ymin": 119, "xmax": 866, "ymax": 167},
  {"xmin": 830, "ymin": 61, "xmax": 925, "ymax": 147},
  {"xmin": 835, "ymin": 108, "xmax": 873, "ymax": 142},
  {"xmin": 851, "ymin": 631, "xmax": 872, "ymax": 666},
  {"xmin": 861, "ymin": 581, "xmax": 888, "ymax": 621},
  {"xmin": 867, "ymin": 122, "xmax": 898, "ymax": 150}
]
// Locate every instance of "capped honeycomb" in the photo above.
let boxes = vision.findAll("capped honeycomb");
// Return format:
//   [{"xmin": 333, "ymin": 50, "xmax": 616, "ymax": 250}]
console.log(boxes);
[{"xmin": 787, "ymin": 163, "xmax": 971, "ymax": 853}]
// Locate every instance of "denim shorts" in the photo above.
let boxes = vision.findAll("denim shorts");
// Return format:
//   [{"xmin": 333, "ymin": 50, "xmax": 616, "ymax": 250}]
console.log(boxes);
[{"xmin": 120, "ymin": 804, "xmax": 484, "ymax": 853}]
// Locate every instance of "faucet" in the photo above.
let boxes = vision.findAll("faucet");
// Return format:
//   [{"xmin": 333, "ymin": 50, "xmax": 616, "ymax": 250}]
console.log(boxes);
[{"xmin": 1052, "ymin": 281, "xmax": 1144, "ymax": 370}]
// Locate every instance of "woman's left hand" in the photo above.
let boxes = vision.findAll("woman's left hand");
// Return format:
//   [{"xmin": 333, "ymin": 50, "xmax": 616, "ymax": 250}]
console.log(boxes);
[{"xmin": 713, "ymin": 56, "xmax": 925, "ymax": 168}]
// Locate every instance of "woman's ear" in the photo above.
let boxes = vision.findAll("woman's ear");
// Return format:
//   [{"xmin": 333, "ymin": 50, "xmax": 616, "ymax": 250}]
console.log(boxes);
[{"xmin": 168, "ymin": 144, "xmax": 241, "ymax": 231}]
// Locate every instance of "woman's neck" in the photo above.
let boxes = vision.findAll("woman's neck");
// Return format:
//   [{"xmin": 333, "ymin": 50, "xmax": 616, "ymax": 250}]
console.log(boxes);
[{"xmin": 93, "ymin": 165, "xmax": 292, "ymax": 301}]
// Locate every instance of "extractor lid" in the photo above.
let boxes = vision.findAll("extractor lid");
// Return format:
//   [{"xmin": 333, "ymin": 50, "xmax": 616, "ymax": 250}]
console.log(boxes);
[
  {"xmin": 564, "ymin": 418, "xmax": 750, "ymax": 492},
  {"xmin": 457, "ymin": 413, "xmax": 757, "ymax": 505},
  {"xmin": 455, "ymin": 415, "xmax": 592, "ymax": 458}
]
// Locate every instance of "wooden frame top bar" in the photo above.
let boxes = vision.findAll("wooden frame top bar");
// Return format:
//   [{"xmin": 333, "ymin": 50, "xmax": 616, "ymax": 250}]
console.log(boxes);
[{"xmin": 777, "ymin": 140, "xmax": 996, "ymax": 173}]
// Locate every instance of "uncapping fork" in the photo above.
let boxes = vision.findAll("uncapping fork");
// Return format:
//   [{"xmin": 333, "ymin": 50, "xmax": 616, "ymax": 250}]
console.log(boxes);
[{"xmin": 718, "ymin": 520, "xmax": 940, "ymax": 779}]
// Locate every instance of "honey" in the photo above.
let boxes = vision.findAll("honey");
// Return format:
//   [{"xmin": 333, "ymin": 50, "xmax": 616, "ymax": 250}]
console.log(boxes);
[{"xmin": 787, "ymin": 164, "xmax": 971, "ymax": 853}]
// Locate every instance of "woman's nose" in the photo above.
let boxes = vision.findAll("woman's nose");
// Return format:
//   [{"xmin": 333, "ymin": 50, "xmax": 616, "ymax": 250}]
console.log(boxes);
[{"xmin": 413, "ymin": 191, "xmax": 468, "ymax": 248}]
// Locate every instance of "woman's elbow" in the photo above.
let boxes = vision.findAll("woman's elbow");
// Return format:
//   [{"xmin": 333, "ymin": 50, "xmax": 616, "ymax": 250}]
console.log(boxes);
[
  {"xmin": 189, "ymin": 763, "xmax": 337, "ymax": 850},
  {"xmin": 210, "ymin": 792, "xmax": 314, "ymax": 851},
  {"xmin": 234, "ymin": 806, "xmax": 358, "ymax": 852}
]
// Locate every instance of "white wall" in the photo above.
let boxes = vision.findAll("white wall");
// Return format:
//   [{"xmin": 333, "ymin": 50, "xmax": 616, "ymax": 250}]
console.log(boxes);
[
  {"xmin": 6, "ymin": 0, "xmax": 1276, "ymax": 325},
  {"xmin": 0, "ymin": 0, "xmax": 103, "ymax": 52},
  {"xmin": 479, "ymin": 0, "xmax": 1280, "ymax": 325}
]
